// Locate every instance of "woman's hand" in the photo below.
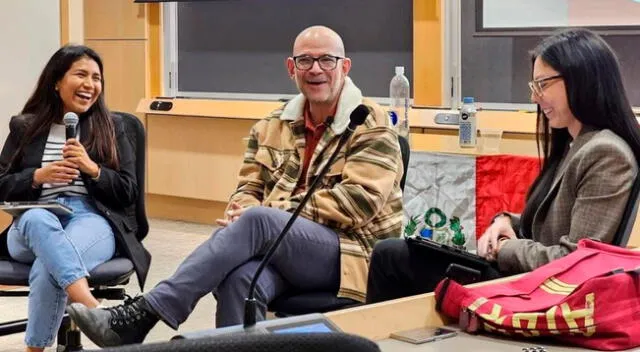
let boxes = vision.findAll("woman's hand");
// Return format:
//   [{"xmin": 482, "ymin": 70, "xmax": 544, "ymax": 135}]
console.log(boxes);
[
  {"xmin": 477, "ymin": 215, "xmax": 517, "ymax": 260},
  {"xmin": 62, "ymin": 138, "xmax": 100, "ymax": 178},
  {"xmin": 33, "ymin": 160, "xmax": 80, "ymax": 186}
]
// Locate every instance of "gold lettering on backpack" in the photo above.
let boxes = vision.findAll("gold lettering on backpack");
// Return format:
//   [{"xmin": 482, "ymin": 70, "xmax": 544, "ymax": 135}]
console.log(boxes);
[
  {"xmin": 561, "ymin": 293, "xmax": 595, "ymax": 337},
  {"xmin": 467, "ymin": 293, "xmax": 595, "ymax": 337}
]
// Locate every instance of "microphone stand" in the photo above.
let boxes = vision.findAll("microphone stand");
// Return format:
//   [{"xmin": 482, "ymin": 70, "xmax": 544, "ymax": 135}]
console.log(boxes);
[{"xmin": 243, "ymin": 126, "xmax": 356, "ymax": 328}]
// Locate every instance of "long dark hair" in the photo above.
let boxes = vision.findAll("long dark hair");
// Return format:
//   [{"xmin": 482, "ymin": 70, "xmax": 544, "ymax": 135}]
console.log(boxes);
[
  {"xmin": 13, "ymin": 44, "xmax": 118, "ymax": 170},
  {"xmin": 520, "ymin": 28, "xmax": 640, "ymax": 236}
]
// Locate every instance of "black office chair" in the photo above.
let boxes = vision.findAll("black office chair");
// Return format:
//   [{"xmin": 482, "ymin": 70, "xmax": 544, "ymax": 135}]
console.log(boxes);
[
  {"xmin": 268, "ymin": 135, "xmax": 411, "ymax": 317},
  {"xmin": 611, "ymin": 175, "xmax": 640, "ymax": 247},
  {"xmin": 101, "ymin": 333, "xmax": 380, "ymax": 352},
  {"xmin": 0, "ymin": 112, "xmax": 149, "ymax": 351}
]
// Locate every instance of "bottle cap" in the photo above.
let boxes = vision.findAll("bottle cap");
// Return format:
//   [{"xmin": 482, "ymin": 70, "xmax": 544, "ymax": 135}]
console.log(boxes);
[
  {"xmin": 463, "ymin": 97, "xmax": 474, "ymax": 104},
  {"xmin": 395, "ymin": 66, "xmax": 405, "ymax": 75}
]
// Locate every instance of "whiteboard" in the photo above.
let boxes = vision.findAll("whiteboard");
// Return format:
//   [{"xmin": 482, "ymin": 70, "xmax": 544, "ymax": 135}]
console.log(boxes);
[{"xmin": 482, "ymin": 0, "xmax": 640, "ymax": 29}]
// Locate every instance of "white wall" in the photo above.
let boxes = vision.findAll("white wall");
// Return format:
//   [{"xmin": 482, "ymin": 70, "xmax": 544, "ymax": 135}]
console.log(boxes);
[{"xmin": 0, "ymin": 0, "xmax": 60, "ymax": 149}]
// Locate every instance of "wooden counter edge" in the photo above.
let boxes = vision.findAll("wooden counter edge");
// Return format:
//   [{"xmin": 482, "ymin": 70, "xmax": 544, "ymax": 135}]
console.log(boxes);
[
  {"xmin": 136, "ymin": 98, "xmax": 283, "ymax": 120},
  {"xmin": 137, "ymin": 98, "xmax": 542, "ymax": 133}
]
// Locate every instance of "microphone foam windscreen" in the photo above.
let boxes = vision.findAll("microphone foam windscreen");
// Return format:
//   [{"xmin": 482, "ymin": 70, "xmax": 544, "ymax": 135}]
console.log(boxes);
[
  {"xmin": 350, "ymin": 104, "xmax": 370, "ymax": 127},
  {"xmin": 63, "ymin": 112, "xmax": 79, "ymax": 126}
]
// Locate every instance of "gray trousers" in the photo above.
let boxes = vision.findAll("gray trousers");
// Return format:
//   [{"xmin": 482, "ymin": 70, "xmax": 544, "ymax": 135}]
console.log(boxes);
[{"xmin": 144, "ymin": 206, "xmax": 340, "ymax": 328}]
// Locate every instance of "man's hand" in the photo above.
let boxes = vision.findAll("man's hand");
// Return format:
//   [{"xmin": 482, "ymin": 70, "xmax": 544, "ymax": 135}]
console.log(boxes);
[
  {"xmin": 62, "ymin": 139, "xmax": 100, "ymax": 178},
  {"xmin": 477, "ymin": 215, "xmax": 516, "ymax": 261},
  {"xmin": 215, "ymin": 202, "xmax": 248, "ymax": 227}
]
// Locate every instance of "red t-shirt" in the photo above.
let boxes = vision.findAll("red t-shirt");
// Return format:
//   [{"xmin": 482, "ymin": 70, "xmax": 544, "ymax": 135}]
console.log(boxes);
[{"xmin": 295, "ymin": 104, "xmax": 332, "ymax": 193}]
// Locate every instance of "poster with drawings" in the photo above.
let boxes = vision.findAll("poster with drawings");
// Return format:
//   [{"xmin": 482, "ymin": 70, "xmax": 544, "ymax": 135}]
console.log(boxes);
[{"xmin": 402, "ymin": 152, "xmax": 477, "ymax": 252}]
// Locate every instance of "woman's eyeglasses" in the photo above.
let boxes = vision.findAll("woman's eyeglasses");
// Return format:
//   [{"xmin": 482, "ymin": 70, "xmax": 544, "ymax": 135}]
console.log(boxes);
[{"xmin": 528, "ymin": 74, "xmax": 563, "ymax": 96}]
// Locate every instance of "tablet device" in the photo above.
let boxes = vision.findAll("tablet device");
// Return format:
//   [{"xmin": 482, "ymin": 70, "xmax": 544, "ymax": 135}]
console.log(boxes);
[
  {"xmin": 264, "ymin": 317, "xmax": 340, "ymax": 334},
  {"xmin": 406, "ymin": 236, "xmax": 491, "ymax": 270},
  {"xmin": 0, "ymin": 201, "xmax": 73, "ymax": 217},
  {"xmin": 173, "ymin": 313, "xmax": 341, "ymax": 340}
]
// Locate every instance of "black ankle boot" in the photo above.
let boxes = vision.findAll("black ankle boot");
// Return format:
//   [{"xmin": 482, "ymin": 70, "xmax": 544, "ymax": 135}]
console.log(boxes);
[{"xmin": 66, "ymin": 296, "xmax": 159, "ymax": 347}]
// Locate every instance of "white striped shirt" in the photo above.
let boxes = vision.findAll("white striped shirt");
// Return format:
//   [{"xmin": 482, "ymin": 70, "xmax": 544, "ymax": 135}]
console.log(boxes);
[{"xmin": 39, "ymin": 124, "xmax": 89, "ymax": 200}]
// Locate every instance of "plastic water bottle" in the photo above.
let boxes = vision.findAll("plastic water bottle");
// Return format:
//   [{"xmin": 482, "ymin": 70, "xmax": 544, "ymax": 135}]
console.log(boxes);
[
  {"xmin": 459, "ymin": 97, "xmax": 477, "ymax": 148},
  {"xmin": 389, "ymin": 66, "xmax": 411, "ymax": 140}
]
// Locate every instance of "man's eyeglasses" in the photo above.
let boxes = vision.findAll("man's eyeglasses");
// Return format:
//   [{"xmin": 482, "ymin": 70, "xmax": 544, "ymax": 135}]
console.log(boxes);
[
  {"xmin": 293, "ymin": 55, "xmax": 344, "ymax": 71},
  {"xmin": 528, "ymin": 74, "xmax": 562, "ymax": 97}
]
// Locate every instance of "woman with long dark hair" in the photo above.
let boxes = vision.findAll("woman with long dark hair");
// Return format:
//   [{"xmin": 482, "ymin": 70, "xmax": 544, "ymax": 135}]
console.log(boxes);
[
  {"xmin": 0, "ymin": 45, "xmax": 140, "ymax": 351},
  {"xmin": 366, "ymin": 28, "xmax": 640, "ymax": 303}
]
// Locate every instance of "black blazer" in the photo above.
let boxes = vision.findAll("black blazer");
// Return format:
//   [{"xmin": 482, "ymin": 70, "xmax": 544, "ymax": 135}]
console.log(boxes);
[{"xmin": 0, "ymin": 114, "xmax": 151, "ymax": 288}]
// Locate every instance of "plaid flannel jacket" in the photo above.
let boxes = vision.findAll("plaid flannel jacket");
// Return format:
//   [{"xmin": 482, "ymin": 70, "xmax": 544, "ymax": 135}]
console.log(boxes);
[{"xmin": 228, "ymin": 77, "xmax": 404, "ymax": 301}]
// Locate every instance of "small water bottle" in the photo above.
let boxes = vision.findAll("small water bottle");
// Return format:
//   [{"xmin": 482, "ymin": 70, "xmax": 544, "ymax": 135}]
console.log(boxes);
[
  {"xmin": 389, "ymin": 66, "xmax": 411, "ymax": 140},
  {"xmin": 459, "ymin": 97, "xmax": 477, "ymax": 148}
]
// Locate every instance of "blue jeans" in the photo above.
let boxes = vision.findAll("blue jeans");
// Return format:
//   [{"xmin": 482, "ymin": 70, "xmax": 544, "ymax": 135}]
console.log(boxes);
[{"xmin": 7, "ymin": 196, "xmax": 115, "ymax": 347}]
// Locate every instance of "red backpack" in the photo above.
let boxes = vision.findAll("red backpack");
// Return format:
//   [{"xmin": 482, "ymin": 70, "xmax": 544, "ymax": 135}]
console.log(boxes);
[{"xmin": 435, "ymin": 239, "xmax": 640, "ymax": 351}]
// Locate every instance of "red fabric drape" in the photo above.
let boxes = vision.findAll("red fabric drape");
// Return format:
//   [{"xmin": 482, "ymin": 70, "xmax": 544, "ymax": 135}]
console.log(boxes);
[{"xmin": 475, "ymin": 155, "xmax": 540, "ymax": 238}]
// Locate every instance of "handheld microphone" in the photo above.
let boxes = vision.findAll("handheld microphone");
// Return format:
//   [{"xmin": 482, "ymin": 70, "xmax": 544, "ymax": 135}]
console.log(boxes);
[
  {"xmin": 63, "ymin": 112, "xmax": 79, "ymax": 140},
  {"xmin": 243, "ymin": 104, "xmax": 370, "ymax": 328}
]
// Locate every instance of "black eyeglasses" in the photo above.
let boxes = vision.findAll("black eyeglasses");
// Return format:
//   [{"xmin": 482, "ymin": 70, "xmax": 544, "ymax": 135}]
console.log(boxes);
[
  {"xmin": 293, "ymin": 55, "xmax": 344, "ymax": 71},
  {"xmin": 528, "ymin": 74, "xmax": 563, "ymax": 96}
]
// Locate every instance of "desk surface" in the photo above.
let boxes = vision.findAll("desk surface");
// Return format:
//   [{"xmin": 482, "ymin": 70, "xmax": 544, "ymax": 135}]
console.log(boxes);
[{"xmin": 378, "ymin": 332, "xmax": 614, "ymax": 352}]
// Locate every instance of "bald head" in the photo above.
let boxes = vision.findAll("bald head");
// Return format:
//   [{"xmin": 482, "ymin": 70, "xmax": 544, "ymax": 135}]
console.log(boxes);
[
  {"xmin": 293, "ymin": 26, "xmax": 345, "ymax": 57},
  {"xmin": 287, "ymin": 25, "xmax": 351, "ymax": 114}
]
